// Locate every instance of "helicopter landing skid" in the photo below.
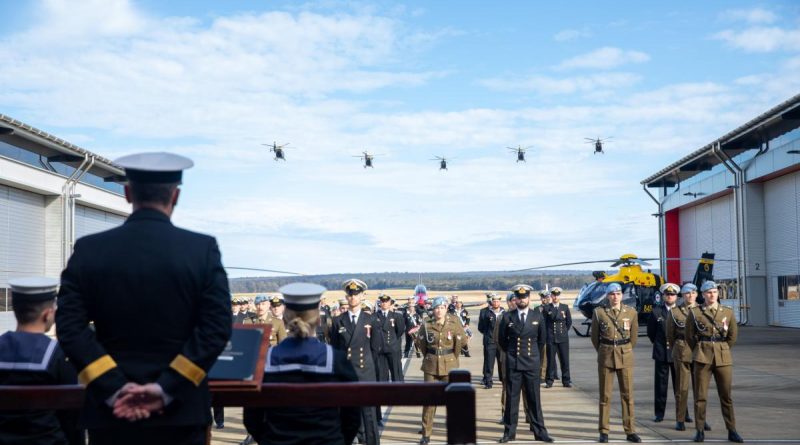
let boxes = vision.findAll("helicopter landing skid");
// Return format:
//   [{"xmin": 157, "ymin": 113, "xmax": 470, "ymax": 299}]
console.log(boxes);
[{"xmin": 573, "ymin": 319, "xmax": 591, "ymax": 337}]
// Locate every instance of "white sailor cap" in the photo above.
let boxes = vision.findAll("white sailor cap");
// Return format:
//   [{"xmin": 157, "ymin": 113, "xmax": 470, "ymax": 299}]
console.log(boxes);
[
  {"xmin": 279, "ymin": 283, "xmax": 327, "ymax": 311},
  {"xmin": 115, "ymin": 152, "xmax": 194, "ymax": 184},
  {"xmin": 342, "ymin": 278, "xmax": 368, "ymax": 295},
  {"xmin": 8, "ymin": 277, "xmax": 59, "ymax": 302}
]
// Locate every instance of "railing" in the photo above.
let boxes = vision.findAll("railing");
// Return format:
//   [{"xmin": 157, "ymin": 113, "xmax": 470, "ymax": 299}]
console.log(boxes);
[{"xmin": 0, "ymin": 369, "xmax": 476, "ymax": 445}]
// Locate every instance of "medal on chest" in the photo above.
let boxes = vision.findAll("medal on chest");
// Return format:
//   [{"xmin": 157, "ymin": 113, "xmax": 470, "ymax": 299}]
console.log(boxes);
[
  {"xmin": 365, "ymin": 324, "xmax": 372, "ymax": 338},
  {"xmin": 447, "ymin": 330, "xmax": 452, "ymax": 341}
]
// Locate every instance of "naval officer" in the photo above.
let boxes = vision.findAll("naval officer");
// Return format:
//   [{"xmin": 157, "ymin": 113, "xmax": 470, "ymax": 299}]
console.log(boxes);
[
  {"xmin": 647, "ymin": 283, "xmax": 679, "ymax": 423},
  {"xmin": 544, "ymin": 287, "xmax": 572, "ymax": 388},
  {"xmin": 375, "ymin": 294, "xmax": 405, "ymax": 382},
  {"xmin": 56, "ymin": 152, "xmax": 232, "ymax": 445}
]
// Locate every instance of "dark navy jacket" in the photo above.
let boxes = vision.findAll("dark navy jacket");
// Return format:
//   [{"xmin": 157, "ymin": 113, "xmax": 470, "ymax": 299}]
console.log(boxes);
[
  {"xmin": 375, "ymin": 310, "xmax": 405, "ymax": 354},
  {"xmin": 498, "ymin": 309, "xmax": 546, "ymax": 371},
  {"xmin": 647, "ymin": 304, "xmax": 674, "ymax": 363},
  {"xmin": 544, "ymin": 303, "xmax": 572, "ymax": 344},
  {"xmin": 329, "ymin": 311, "xmax": 383, "ymax": 382}
]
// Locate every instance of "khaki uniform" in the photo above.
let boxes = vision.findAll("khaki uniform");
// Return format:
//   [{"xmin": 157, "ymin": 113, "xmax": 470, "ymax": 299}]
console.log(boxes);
[
  {"xmin": 416, "ymin": 314, "xmax": 467, "ymax": 437},
  {"xmin": 591, "ymin": 305, "xmax": 638, "ymax": 435},
  {"xmin": 244, "ymin": 313, "xmax": 287, "ymax": 346},
  {"xmin": 685, "ymin": 303, "xmax": 738, "ymax": 432},
  {"xmin": 537, "ymin": 304, "xmax": 548, "ymax": 380},
  {"xmin": 666, "ymin": 302, "xmax": 696, "ymax": 422}
]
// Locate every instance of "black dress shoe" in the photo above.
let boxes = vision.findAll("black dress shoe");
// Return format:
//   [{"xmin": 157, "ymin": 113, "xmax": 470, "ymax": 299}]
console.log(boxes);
[
  {"xmin": 626, "ymin": 433, "xmax": 642, "ymax": 443},
  {"xmin": 693, "ymin": 430, "xmax": 705, "ymax": 442},
  {"xmin": 652, "ymin": 415, "xmax": 663, "ymax": 422},
  {"xmin": 728, "ymin": 430, "xmax": 744, "ymax": 443},
  {"xmin": 563, "ymin": 382, "xmax": 573, "ymax": 387},
  {"xmin": 676, "ymin": 421, "xmax": 686, "ymax": 431},
  {"xmin": 215, "ymin": 422, "xmax": 224, "ymax": 429},
  {"xmin": 686, "ymin": 414, "xmax": 693, "ymax": 422},
  {"xmin": 535, "ymin": 434, "xmax": 554, "ymax": 443},
  {"xmin": 499, "ymin": 433, "xmax": 516, "ymax": 443},
  {"xmin": 598, "ymin": 433, "xmax": 609, "ymax": 443},
  {"xmin": 419, "ymin": 437, "xmax": 430, "ymax": 445},
  {"xmin": 545, "ymin": 381, "xmax": 553, "ymax": 388},
  {"xmin": 240, "ymin": 436, "xmax": 255, "ymax": 445},
  {"xmin": 704, "ymin": 422, "xmax": 712, "ymax": 431}
]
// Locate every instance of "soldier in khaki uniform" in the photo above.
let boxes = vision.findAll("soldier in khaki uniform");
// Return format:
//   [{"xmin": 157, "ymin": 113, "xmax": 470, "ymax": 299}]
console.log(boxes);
[
  {"xmin": 537, "ymin": 291, "xmax": 550, "ymax": 381},
  {"xmin": 416, "ymin": 296, "xmax": 467, "ymax": 445},
  {"xmin": 666, "ymin": 283, "xmax": 704, "ymax": 431},
  {"xmin": 244, "ymin": 294, "xmax": 287, "ymax": 346},
  {"xmin": 685, "ymin": 281, "xmax": 743, "ymax": 443},
  {"xmin": 591, "ymin": 282, "xmax": 641, "ymax": 443}
]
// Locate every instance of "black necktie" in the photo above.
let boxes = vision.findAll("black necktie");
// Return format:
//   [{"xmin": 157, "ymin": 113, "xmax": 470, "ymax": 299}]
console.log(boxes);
[
  {"xmin": 352, "ymin": 314, "xmax": 357, "ymax": 325},
  {"xmin": 520, "ymin": 313, "xmax": 525, "ymax": 325}
]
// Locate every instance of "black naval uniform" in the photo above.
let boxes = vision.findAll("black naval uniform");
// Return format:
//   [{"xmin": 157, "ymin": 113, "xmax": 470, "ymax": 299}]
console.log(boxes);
[
  {"xmin": 375, "ymin": 309, "xmax": 405, "ymax": 382},
  {"xmin": 497, "ymin": 308, "xmax": 550, "ymax": 440},
  {"xmin": 401, "ymin": 305, "xmax": 420, "ymax": 358},
  {"xmin": 316, "ymin": 310, "xmax": 334, "ymax": 344},
  {"xmin": 0, "ymin": 332, "xmax": 83, "ymax": 445},
  {"xmin": 647, "ymin": 303, "xmax": 677, "ymax": 421},
  {"xmin": 478, "ymin": 306, "xmax": 505, "ymax": 387},
  {"xmin": 330, "ymin": 310, "xmax": 383, "ymax": 445},
  {"xmin": 243, "ymin": 337, "xmax": 360, "ymax": 445},
  {"xmin": 544, "ymin": 303, "xmax": 572, "ymax": 386},
  {"xmin": 56, "ymin": 208, "xmax": 232, "ymax": 445}
]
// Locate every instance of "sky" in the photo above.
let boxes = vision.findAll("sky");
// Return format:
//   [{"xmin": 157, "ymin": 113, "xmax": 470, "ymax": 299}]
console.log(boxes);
[{"xmin": 1, "ymin": 0, "xmax": 800, "ymax": 277}]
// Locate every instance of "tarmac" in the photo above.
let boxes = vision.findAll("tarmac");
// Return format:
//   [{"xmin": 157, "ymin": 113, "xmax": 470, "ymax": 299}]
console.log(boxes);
[{"xmin": 210, "ymin": 308, "xmax": 800, "ymax": 444}]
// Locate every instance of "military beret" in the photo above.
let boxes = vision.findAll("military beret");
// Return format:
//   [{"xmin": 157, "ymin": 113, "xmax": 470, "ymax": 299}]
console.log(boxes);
[
  {"xmin": 254, "ymin": 294, "xmax": 269, "ymax": 304},
  {"xmin": 511, "ymin": 284, "xmax": 533, "ymax": 297},
  {"xmin": 606, "ymin": 282, "xmax": 622, "ymax": 293},
  {"xmin": 700, "ymin": 281, "xmax": 718, "ymax": 292},
  {"xmin": 431, "ymin": 296, "xmax": 448, "ymax": 309},
  {"xmin": 279, "ymin": 282, "xmax": 326, "ymax": 311},
  {"xmin": 8, "ymin": 277, "xmax": 59, "ymax": 303},
  {"xmin": 342, "ymin": 278, "xmax": 367, "ymax": 295},
  {"xmin": 660, "ymin": 283, "xmax": 681, "ymax": 294},
  {"xmin": 507, "ymin": 292, "xmax": 516, "ymax": 302},
  {"xmin": 681, "ymin": 283, "xmax": 698, "ymax": 294},
  {"xmin": 114, "ymin": 152, "xmax": 193, "ymax": 184},
  {"xmin": 550, "ymin": 287, "xmax": 563, "ymax": 295}
]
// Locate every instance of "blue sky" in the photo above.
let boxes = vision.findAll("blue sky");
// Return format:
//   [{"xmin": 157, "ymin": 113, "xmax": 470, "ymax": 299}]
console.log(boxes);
[{"xmin": 2, "ymin": 0, "xmax": 799, "ymax": 276}]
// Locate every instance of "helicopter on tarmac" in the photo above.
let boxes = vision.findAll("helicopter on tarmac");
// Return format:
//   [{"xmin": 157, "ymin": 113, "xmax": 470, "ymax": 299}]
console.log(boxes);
[
  {"xmin": 516, "ymin": 253, "xmax": 719, "ymax": 337},
  {"xmin": 508, "ymin": 145, "xmax": 531, "ymax": 162},
  {"xmin": 431, "ymin": 156, "xmax": 450, "ymax": 170},
  {"xmin": 585, "ymin": 137, "xmax": 611, "ymax": 154},
  {"xmin": 262, "ymin": 141, "xmax": 292, "ymax": 161},
  {"xmin": 354, "ymin": 151, "xmax": 377, "ymax": 168}
]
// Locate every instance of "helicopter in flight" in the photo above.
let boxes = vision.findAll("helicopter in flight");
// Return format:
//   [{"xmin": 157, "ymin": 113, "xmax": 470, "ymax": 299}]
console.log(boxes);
[
  {"xmin": 431, "ymin": 156, "xmax": 450, "ymax": 170},
  {"xmin": 353, "ymin": 151, "xmax": 377, "ymax": 168},
  {"xmin": 585, "ymin": 137, "xmax": 612, "ymax": 154},
  {"xmin": 262, "ymin": 141, "xmax": 292, "ymax": 161},
  {"xmin": 508, "ymin": 145, "xmax": 531, "ymax": 162},
  {"xmin": 516, "ymin": 253, "xmax": 719, "ymax": 337}
]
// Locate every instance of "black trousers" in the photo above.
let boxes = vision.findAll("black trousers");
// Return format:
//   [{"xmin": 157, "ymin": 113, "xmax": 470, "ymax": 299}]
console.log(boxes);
[
  {"xmin": 546, "ymin": 341, "xmax": 571, "ymax": 385},
  {"xmin": 404, "ymin": 332, "xmax": 415, "ymax": 356},
  {"xmin": 376, "ymin": 350, "xmax": 404, "ymax": 382},
  {"xmin": 503, "ymin": 366, "xmax": 548, "ymax": 438},
  {"xmin": 89, "ymin": 425, "xmax": 206, "ymax": 445},
  {"xmin": 212, "ymin": 406, "xmax": 224, "ymax": 426},
  {"xmin": 483, "ymin": 342, "xmax": 501, "ymax": 383},
  {"xmin": 356, "ymin": 406, "xmax": 381, "ymax": 445},
  {"xmin": 654, "ymin": 359, "xmax": 678, "ymax": 418}
]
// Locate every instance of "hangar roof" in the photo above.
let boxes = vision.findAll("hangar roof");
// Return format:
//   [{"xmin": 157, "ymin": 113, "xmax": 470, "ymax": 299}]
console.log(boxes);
[{"xmin": 641, "ymin": 93, "xmax": 800, "ymax": 188}]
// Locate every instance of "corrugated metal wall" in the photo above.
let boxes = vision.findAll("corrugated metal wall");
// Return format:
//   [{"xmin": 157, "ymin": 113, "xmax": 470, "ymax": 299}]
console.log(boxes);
[
  {"xmin": 764, "ymin": 171, "xmax": 800, "ymax": 328},
  {"xmin": 679, "ymin": 194, "xmax": 737, "ymax": 280},
  {"xmin": 0, "ymin": 184, "xmax": 46, "ymax": 288},
  {"xmin": 75, "ymin": 204, "xmax": 125, "ymax": 241}
]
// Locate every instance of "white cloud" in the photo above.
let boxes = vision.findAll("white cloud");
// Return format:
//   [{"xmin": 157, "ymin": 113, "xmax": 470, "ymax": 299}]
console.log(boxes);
[
  {"xmin": 713, "ymin": 26, "xmax": 800, "ymax": 52},
  {"xmin": 479, "ymin": 72, "xmax": 640, "ymax": 95},
  {"xmin": 553, "ymin": 28, "xmax": 591, "ymax": 42},
  {"xmin": 721, "ymin": 8, "xmax": 778, "ymax": 25},
  {"xmin": 555, "ymin": 46, "xmax": 650, "ymax": 70}
]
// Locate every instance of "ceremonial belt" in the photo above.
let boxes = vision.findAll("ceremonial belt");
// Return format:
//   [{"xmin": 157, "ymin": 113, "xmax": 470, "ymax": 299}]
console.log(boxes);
[
  {"xmin": 699, "ymin": 336, "xmax": 725, "ymax": 342},
  {"xmin": 600, "ymin": 338, "xmax": 630, "ymax": 346},
  {"xmin": 427, "ymin": 348, "xmax": 454, "ymax": 356}
]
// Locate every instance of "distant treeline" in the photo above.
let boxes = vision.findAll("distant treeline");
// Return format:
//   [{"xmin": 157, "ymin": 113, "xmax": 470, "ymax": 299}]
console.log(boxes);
[{"xmin": 229, "ymin": 271, "xmax": 596, "ymax": 293}]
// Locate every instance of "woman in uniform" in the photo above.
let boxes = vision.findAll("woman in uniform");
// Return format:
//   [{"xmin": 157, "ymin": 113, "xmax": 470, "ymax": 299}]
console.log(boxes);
[{"xmin": 242, "ymin": 283, "xmax": 360, "ymax": 445}]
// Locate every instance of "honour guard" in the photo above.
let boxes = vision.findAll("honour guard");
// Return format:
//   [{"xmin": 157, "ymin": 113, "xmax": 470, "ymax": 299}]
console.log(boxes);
[
  {"xmin": 666, "ymin": 283, "xmax": 706, "ymax": 431},
  {"xmin": 56, "ymin": 153, "xmax": 232, "ymax": 445},
  {"xmin": 376, "ymin": 294, "xmax": 406, "ymax": 382},
  {"xmin": 330, "ymin": 279, "xmax": 382, "ymax": 445},
  {"xmin": 401, "ymin": 296, "xmax": 421, "ymax": 358},
  {"xmin": 416, "ymin": 297, "xmax": 467, "ymax": 445},
  {"xmin": 478, "ymin": 293, "xmax": 505, "ymax": 389},
  {"xmin": 591, "ymin": 282, "xmax": 641, "ymax": 443},
  {"xmin": 685, "ymin": 281, "xmax": 743, "ymax": 443},
  {"xmin": 537, "ymin": 291, "xmax": 550, "ymax": 381},
  {"xmin": 647, "ymin": 283, "xmax": 679, "ymax": 423},
  {"xmin": 544, "ymin": 287, "xmax": 572, "ymax": 388},
  {"xmin": 497, "ymin": 285, "xmax": 553, "ymax": 443},
  {"xmin": 244, "ymin": 295, "xmax": 288, "ymax": 346},
  {"xmin": 0, "ymin": 277, "xmax": 83, "ymax": 445}
]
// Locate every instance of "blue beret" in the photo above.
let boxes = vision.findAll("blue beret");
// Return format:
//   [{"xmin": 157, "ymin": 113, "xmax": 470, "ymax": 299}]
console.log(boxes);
[
  {"xmin": 700, "ymin": 281, "xmax": 717, "ymax": 292},
  {"xmin": 254, "ymin": 294, "xmax": 269, "ymax": 304},
  {"xmin": 606, "ymin": 283, "xmax": 622, "ymax": 293},
  {"xmin": 681, "ymin": 283, "xmax": 698, "ymax": 293},
  {"xmin": 431, "ymin": 296, "xmax": 447, "ymax": 309}
]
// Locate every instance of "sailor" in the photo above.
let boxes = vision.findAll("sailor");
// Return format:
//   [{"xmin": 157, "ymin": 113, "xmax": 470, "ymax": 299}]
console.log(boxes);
[
  {"xmin": 478, "ymin": 293, "xmax": 505, "ymax": 389},
  {"xmin": 497, "ymin": 284, "xmax": 553, "ymax": 443},
  {"xmin": 244, "ymin": 295, "xmax": 288, "ymax": 346},
  {"xmin": 401, "ymin": 296, "xmax": 420, "ymax": 358},
  {"xmin": 666, "ymin": 283, "xmax": 705, "ymax": 431},
  {"xmin": 544, "ymin": 287, "xmax": 572, "ymax": 388},
  {"xmin": 416, "ymin": 296, "xmax": 467, "ymax": 445},
  {"xmin": 685, "ymin": 281, "xmax": 743, "ymax": 443},
  {"xmin": 537, "ymin": 291, "xmax": 550, "ymax": 382},
  {"xmin": 56, "ymin": 152, "xmax": 232, "ymax": 445},
  {"xmin": 647, "ymin": 283, "xmax": 679, "ymax": 423},
  {"xmin": 243, "ymin": 283, "xmax": 360, "ymax": 445},
  {"xmin": 0, "ymin": 277, "xmax": 83, "ymax": 445},
  {"xmin": 376, "ymin": 294, "xmax": 405, "ymax": 382},
  {"xmin": 329, "ymin": 279, "xmax": 382, "ymax": 445},
  {"xmin": 591, "ymin": 282, "xmax": 641, "ymax": 443}
]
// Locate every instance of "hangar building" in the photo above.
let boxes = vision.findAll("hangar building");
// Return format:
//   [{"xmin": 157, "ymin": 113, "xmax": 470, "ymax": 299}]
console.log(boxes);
[
  {"xmin": 0, "ymin": 114, "xmax": 129, "ymax": 331},
  {"xmin": 642, "ymin": 94, "xmax": 800, "ymax": 328}
]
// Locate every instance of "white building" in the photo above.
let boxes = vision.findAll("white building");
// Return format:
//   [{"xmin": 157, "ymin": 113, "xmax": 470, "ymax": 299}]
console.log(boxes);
[
  {"xmin": 1, "ymin": 114, "xmax": 129, "ymax": 331},
  {"xmin": 642, "ymin": 94, "xmax": 800, "ymax": 327}
]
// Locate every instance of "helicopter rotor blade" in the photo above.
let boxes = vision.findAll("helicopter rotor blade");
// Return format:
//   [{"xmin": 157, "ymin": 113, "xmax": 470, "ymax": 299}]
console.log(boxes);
[
  {"xmin": 508, "ymin": 259, "xmax": 620, "ymax": 272},
  {"xmin": 226, "ymin": 266, "xmax": 305, "ymax": 276}
]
